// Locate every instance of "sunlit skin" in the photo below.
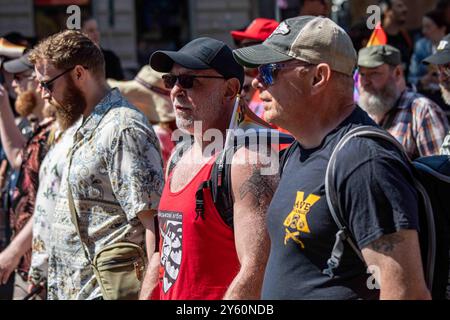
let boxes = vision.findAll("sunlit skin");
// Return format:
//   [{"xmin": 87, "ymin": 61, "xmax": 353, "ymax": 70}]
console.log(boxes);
[
  {"xmin": 11, "ymin": 70, "xmax": 34, "ymax": 96},
  {"xmin": 251, "ymin": 60, "xmax": 315, "ymax": 131},
  {"xmin": 34, "ymin": 60, "xmax": 70, "ymax": 110},
  {"xmin": 358, "ymin": 64, "xmax": 397, "ymax": 94},
  {"xmin": 169, "ymin": 64, "xmax": 234, "ymax": 138}
]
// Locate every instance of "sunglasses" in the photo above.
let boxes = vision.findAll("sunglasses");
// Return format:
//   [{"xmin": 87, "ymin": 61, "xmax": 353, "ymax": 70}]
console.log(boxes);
[
  {"xmin": 39, "ymin": 66, "xmax": 88, "ymax": 93},
  {"xmin": 162, "ymin": 73, "xmax": 225, "ymax": 89},
  {"xmin": 257, "ymin": 62, "xmax": 314, "ymax": 87}
]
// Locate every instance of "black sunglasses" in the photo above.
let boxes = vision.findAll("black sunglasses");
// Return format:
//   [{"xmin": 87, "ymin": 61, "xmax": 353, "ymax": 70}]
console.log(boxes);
[
  {"xmin": 162, "ymin": 73, "xmax": 225, "ymax": 89},
  {"xmin": 40, "ymin": 66, "xmax": 88, "ymax": 93}
]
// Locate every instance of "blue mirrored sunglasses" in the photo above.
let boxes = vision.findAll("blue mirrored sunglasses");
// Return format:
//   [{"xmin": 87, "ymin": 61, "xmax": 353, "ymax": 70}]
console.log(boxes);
[{"xmin": 257, "ymin": 62, "xmax": 315, "ymax": 86}]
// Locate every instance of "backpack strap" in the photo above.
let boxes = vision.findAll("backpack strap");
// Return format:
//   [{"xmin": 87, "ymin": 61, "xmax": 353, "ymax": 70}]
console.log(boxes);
[
  {"xmin": 323, "ymin": 126, "xmax": 416, "ymax": 274},
  {"xmin": 323, "ymin": 125, "xmax": 436, "ymax": 290},
  {"xmin": 195, "ymin": 130, "xmax": 292, "ymax": 229}
]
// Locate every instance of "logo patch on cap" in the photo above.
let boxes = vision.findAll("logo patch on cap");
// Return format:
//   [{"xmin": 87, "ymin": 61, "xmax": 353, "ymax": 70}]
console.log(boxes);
[
  {"xmin": 270, "ymin": 22, "xmax": 290, "ymax": 37},
  {"xmin": 437, "ymin": 40, "xmax": 448, "ymax": 51}
]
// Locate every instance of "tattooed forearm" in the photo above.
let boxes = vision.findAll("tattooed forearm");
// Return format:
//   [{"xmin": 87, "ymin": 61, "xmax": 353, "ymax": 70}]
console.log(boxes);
[
  {"xmin": 368, "ymin": 233, "xmax": 404, "ymax": 253},
  {"xmin": 238, "ymin": 165, "xmax": 277, "ymax": 212}
]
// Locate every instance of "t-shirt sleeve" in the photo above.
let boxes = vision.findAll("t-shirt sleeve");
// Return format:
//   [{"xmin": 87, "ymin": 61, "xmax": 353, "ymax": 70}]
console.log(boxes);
[
  {"xmin": 335, "ymin": 138, "xmax": 420, "ymax": 249},
  {"xmin": 107, "ymin": 125, "xmax": 164, "ymax": 221}
]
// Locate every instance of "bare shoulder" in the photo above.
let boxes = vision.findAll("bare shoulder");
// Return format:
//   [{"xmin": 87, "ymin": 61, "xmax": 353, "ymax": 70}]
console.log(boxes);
[{"xmin": 230, "ymin": 145, "xmax": 280, "ymax": 214}]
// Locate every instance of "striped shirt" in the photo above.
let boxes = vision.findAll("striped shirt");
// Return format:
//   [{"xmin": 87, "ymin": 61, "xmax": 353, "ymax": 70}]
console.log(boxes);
[{"xmin": 380, "ymin": 90, "xmax": 448, "ymax": 159}]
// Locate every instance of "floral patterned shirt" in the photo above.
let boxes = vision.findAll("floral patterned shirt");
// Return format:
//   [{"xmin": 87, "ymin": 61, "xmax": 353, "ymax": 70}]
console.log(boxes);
[
  {"xmin": 28, "ymin": 124, "xmax": 78, "ymax": 286},
  {"xmin": 47, "ymin": 89, "xmax": 164, "ymax": 300},
  {"xmin": 10, "ymin": 118, "xmax": 54, "ymax": 275}
]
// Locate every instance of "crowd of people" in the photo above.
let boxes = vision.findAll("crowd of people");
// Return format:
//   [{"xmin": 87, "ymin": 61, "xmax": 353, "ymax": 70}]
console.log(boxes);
[{"xmin": 0, "ymin": 0, "xmax": 450, "ymax": 300}]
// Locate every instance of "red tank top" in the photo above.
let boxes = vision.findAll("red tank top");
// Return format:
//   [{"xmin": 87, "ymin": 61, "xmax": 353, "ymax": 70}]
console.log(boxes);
[{"xmin": 158, "ymin": 155, "xmax": 240, "ymax": 300}]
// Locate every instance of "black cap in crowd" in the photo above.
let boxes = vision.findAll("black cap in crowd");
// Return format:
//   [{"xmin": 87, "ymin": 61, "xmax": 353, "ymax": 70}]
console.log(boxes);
[
  {"xmin": 149, "ymin": 37, "xmax": 245, "ymax": 89},
  {"xmin": 423, "ymin": 34, "xmax": 450, "ymax": 65}
]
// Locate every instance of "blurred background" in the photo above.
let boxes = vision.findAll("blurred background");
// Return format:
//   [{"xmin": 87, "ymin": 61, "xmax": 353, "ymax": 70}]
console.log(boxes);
[{"xmin": 0, "ymin": 0, "xmax": 441, "ymax": 79}]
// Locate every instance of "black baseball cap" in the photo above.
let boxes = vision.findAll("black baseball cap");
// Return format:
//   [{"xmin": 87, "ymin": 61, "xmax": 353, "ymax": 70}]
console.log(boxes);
[
  {"xmin": 423, "ymin": 34, "xmax": 450, "ymax": 65},
  {"xmin": 150, "ymin": 37, "xmax": 244, "ymax": 88},
  {"xmin": 3, "ymin": 52, "xmax": 33, "ymax": 74}
]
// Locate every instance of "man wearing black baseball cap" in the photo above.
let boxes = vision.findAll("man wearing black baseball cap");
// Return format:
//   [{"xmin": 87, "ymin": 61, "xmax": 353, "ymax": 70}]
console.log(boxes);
[
  {"xmin": 139, "ymin": 37, "xmax": 277, "ymax": 300},
  {"xmin": 424, "ymin": 34, "xmax": 450, "ymax": 154},
  {"xmin": 424, "ymin": 34, "xmax": 450, "ymax": 106}
]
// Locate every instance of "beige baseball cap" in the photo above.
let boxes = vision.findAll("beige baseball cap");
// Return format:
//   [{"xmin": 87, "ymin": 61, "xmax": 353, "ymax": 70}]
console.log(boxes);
[
  {"xmin": 107, "ymin": 65, "xmax": 174, "ymax": 124},
  {"xmin": 233, "ymin": 16, "xmax": 357, "ymax": 77}
]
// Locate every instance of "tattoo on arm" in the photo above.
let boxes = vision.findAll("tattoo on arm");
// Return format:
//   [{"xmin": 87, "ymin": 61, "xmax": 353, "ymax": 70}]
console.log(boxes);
[
  {"xmin": 368, "ymin": 233, "xmax": 404, "ymax": 253},
  {"xmin": 238, "ymin": 165, "xmax": 276, "ymax": 213}
]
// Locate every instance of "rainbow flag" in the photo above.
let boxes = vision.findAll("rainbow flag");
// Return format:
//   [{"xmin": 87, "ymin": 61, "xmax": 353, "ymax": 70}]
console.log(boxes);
[
  {"xmin": 366, "ymin": 22, "xmax": 387, "ymax": 47},
  {"xmin": 354, "ymin": 22, "xmax": 388, "ymax": 102}
]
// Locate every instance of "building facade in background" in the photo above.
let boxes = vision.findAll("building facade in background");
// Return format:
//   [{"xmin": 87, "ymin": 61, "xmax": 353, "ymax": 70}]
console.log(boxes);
[{"xmin": 0, "ymin": 0, "xmax": 440, "ymax": 75}]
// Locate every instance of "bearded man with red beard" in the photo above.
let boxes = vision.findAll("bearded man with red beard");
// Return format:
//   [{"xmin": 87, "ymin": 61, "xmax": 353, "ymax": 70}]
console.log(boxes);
[
  {"xmin": 29, "ymin": 30, "xmax": 163, "ymax": 300},
  {"xmin": 0, "ymin": 52, "xmax": 57, "ymax": 299}
]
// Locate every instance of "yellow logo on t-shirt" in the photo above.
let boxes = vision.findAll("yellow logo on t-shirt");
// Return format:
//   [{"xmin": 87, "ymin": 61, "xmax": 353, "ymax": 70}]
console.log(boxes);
[{"xmin": 283, "ymin": 191, "xmax": 321, "ymax": 248}]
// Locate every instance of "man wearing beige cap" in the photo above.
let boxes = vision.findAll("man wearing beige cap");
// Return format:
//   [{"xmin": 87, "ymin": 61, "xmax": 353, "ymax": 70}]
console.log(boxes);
[
  {"xmin": 358, "ymin": 45, "xmax": 448, "ymax": 159},
  {"xmin": 234, "ymin": 16, "xmax": 430, "ymax": 299}
]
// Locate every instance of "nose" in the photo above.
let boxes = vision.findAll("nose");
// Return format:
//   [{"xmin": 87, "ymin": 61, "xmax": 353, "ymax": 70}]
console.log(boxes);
[
  {"xmin": 11, "ymin": 79, "xmax": 18, "ymax": 88},
  {"xmin": 38, "ymin": 84, "xmax": 51, "ymax": 100},
  {"xmin": 170, "ymin": 81, "xmax": 185, "ymax": 99},
  {"xmin": 252, "ymin": 76, "xmax": 266, "ymax": 90}
]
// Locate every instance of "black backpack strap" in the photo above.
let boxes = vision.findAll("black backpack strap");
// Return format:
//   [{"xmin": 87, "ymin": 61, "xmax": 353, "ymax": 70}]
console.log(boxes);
[
  {"xmin": 195, "ymin": 130, "xmax": 294, "ymax": 230},
  {"xmin": 323, "ymin": 125, "xmax": 436, "ymax": 289},
  {"xmin": 323, "ymin": 126, "xmax": 407, "ymax": 277},
  {"xmin": 212, "ymin": 144, "xmax": 239, "ymax": 228}
]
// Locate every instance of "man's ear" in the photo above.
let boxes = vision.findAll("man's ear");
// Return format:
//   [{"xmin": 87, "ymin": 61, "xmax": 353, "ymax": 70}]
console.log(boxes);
[
  {"xmin": 310, "ymin": 63, "xmax": 331, "ymax": 96},
  {"xmin": 73, "ymin": 65, "xmax": 87, "ymax": 82},
  {"xmin": 224, "ymin": 78, "xmax": 241, "ymax": 101}
]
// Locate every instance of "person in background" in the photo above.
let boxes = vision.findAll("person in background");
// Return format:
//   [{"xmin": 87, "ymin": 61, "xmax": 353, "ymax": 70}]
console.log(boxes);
[
  {"xmin": 0, "ymin": 52, "xmax": 55, "ymax": 300},
  {"xmin": 435, "ymin": 0, "xmax": 450, "ymax": 30},
  {"xmin": 379, "ymin": 0, "xmax": 413, "ymax": 73},
  {"xmin": 358, "ymin": 45, "xmax": 448, "ymax": 159},
  {"xmin": 230, "ymin": 18, "xmax": 279, "ymax": 117},
  {"xmin": 298, "ymin": 0, "xmax": 331, "ymax": 17},
  {"xmin": 81, "ymin": 17, "xmax": 125, "ymax": 80},
  {"xmin": 423, "ymin": 34, "xmax": 450, "ymax": 154},
  {"xmin": 408, "ymin": 10, "xmax": 447, "ymax": 93},
  {"xmin": 107, "ymin": 65, "xmax": 176, "ymax": 167}
]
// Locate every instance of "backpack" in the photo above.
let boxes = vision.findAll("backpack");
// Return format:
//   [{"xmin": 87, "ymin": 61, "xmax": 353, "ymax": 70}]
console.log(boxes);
[
  {"xmin": 320, "ymin": 126, "xmax": 449, "ymax": 299},
  {"xmin": 168, "ymin": 131, "xmax": 294, "ymax": 228}
]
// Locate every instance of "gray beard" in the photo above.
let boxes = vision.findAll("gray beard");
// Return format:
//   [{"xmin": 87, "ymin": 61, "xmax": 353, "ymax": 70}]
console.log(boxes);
[
  {"xmin": 440, "ymin": 84, "xmax": 450, "ymax": 106},
  {"xmin": 359, "ymin": 85, "xmax": 399, "ymax": 120}
]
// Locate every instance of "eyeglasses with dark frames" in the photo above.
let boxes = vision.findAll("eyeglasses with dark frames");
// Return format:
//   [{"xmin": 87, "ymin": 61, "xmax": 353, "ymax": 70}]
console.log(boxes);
[
  {"xmin": 162, "ymin": 73, "xmax": 225, "ymax": 89},
  {"xmin": 39, "ymin": 66, "xmax": 88, "ymax": 93}
]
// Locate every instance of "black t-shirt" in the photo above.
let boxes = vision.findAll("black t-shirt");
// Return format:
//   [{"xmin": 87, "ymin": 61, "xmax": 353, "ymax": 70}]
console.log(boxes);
[{"xmin": 262, "ymin": 106, "xmax": 420, "ymax": 300}]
